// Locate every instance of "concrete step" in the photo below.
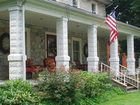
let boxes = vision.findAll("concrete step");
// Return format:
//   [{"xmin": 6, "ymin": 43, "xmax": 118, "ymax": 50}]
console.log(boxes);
[
  {"xmin": 112, "ymin": 78, "xmax": 127, "ymax": 87},
  {"xmin": 127, "ymin": 86, "xmax": 138, "ymax": 92},
  {"xmin": 112, "ymin": 78, "xmax": 138, "ymax": 92},
  {"xmin": 127, "ymin": 86, "xmax": 135, "ymax": 90}
]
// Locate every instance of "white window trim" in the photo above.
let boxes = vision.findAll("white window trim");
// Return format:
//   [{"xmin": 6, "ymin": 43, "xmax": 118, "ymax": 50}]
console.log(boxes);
[
  {"xmin": 71, "ymin": 37, "xmax": 82, "ymax": 64},
  {"xmin": 45, "ymin": 32, "xmax": 56, "ymax": 58}
]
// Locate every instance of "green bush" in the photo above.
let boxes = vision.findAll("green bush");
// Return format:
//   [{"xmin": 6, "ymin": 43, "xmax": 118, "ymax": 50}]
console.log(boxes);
[
  {"xmin": 38, "ymin": 70, "xmax": 83, "ymax": 105},
  {"xmin": 38, "ymin": 70, "xmax": 115, "ymax": 105},
  {"xmin": 0, "ymin": 80, "xmax": 40, "ymax": 105},
  {"xmin": 79, "ymin": 72, "xmax": 112, "ymax": 98}
]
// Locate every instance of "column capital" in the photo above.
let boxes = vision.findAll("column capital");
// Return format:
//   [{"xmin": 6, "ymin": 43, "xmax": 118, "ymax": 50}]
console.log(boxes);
[
  {"xmin": 57, "ymin": 17, "xmax": 68, "ymax": 22},
  {"xmin": 9, "ymin": 6, "xmax": 22, "ymax": 12},
  {"xmin": 88, "ymin": 24, "xmax": 98, "ymax": 29},
  {"xmin": 129, "ymin": 34, "xmax": 134, "ymax": 37}
]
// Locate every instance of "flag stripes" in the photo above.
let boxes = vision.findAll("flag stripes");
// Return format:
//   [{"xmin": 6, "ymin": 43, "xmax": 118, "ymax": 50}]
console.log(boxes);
[{"xmin": 105, "ymin": 10, "xmax": 119, "ymax": 44}]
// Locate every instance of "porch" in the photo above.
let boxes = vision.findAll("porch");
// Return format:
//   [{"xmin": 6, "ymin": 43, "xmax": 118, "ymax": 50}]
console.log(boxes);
[{"xmin": 0, "ymin": 0, "xmax": 140, "ymax": 80}]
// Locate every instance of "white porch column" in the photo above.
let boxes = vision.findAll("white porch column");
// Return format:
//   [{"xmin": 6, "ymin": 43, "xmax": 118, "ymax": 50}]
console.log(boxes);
[
  {"xmin": 110, "ymin": 39, "xmax": 119, "ymax": 76},
  {"xmin": 55, "ymin": 17, "xmax": 70, "ymax": 70},
  {"xmin": 127, "ymin": 35, "xmax": 135, "ymax": 75},
  {"xmin": 87, "ymin": 25, "xmax": 99, "ymax": 72},
  {"xmin": 8, "ymin": 6, "xmax": 26, "ymax": 80}
]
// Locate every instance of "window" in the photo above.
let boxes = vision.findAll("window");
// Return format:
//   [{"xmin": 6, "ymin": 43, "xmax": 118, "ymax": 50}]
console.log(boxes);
[
  {"xmin": 73, "ymin": 41, "xmax": 80, "ymax": 61},
  {"xmin": 92, "ymin": 4, "xmax": 96, "ymax": 14},
  {"xmin": 72, "ymin": 38, "xmax": 82, "ymax": 63},
  {"xmin": 73, "ymin": 0, "xmax": 78, "ymax": 7}
]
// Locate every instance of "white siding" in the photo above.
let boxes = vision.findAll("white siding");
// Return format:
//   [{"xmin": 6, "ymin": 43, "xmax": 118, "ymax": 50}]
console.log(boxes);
[
  {"xmin": 57, "ymin": 0, "xmax": 72, "ymax": 5},
  {"xmin": 56, "ymin": 0, "xmax": 106, "ymax": 17},
  {"xmin": 79, "ymin": 0, "xmax": 91, "ymax": 12},
  {"xmin": 97, "ymin": 3, "xmax": 106, "ymax": 17},
  {"xmin": 79, "ymin": 0, "xmax": 106, "ymax": 17}
]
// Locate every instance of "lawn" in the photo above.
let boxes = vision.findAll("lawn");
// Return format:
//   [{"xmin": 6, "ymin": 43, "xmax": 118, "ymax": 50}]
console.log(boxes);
[{"xmin": 98, "ymin": 90, "xmax": 140, "ymax": 105}]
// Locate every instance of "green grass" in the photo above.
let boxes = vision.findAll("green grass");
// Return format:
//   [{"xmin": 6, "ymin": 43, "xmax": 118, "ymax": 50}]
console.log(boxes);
[{"xmin": 98, "ymin": 90, "xmax": 140, "ymax": 105}]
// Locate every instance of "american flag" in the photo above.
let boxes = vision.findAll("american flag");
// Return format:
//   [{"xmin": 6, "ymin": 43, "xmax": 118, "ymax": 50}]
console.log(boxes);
[{"xmin": 105, "ymin": 10, "xmax": 119, "ymax": 44}]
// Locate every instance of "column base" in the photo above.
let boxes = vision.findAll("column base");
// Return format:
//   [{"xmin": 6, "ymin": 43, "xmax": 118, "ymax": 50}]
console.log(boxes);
[
  {"xmin": 110, "ymin": 57, "xmax": 119, "ymax": 76},
  {"xmin": 8, "ymin": 54, "xmax": 27, "ymax": 80},
  {"xmin": 55, "ymin": 56, "xmax": 70, "ymax": 70},
  {"xmin": 127, "ymin": 58, "xmax": 135, "ymax": 75},
  {"xmin": 87, "ymin": 57, "xmax": 99, "ymax": 72}
]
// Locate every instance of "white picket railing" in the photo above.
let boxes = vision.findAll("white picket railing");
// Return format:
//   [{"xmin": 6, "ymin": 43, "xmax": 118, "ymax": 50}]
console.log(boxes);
[
  {"xmin": 100, "ymin": 62, "xmax": 112, "ymax": 73},
  {"xmin": 119, "ymin": 64, "xmax": 128, "ymax": 74},
  {"xmin": 100, "ymin": 62, "xmax": 140, "ymax": 89}
]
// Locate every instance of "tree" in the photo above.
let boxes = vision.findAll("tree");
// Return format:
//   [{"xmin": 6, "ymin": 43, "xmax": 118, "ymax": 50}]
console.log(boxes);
[
  {"xmin": 106, "ymin": 0, "xmax": 140, "ymax": 65},
  {"xmin": 106, "ymin": 0, "xmax": 140, "ymax": 27}
]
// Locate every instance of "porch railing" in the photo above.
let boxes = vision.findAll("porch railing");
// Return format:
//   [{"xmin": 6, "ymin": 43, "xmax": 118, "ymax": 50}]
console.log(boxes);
[
  {"xmin": 99, "ymin": 62, "xmax": 140, "ymax": 89},
  {"xmin": 119, "ymin": 64, "xmax": 128, "ymax": 74}
]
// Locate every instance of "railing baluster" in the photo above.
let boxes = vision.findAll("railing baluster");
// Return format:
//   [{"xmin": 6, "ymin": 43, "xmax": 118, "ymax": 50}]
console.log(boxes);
[
  {"xmin": 101, "ymin": 63, "xmax": 102, "ymax": 72},
  {"xmin": 124, "ymin": 74, "xmax": 125, "ymax": 84}
]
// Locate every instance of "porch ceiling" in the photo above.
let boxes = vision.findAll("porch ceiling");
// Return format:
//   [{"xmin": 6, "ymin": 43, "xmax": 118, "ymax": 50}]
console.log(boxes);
[
  {"xmin": 25, "ymin": 11, "xmax": 127, "ymax": 40},
  {"xmin": 0, "ymin": 10, "xmax": 127, "ymax": 40}
]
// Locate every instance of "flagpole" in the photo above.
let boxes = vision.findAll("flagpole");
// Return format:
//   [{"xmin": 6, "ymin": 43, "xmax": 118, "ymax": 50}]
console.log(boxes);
[{"xmin": 114, "ymin": 5, "xmax": 118, "ymax": 10}]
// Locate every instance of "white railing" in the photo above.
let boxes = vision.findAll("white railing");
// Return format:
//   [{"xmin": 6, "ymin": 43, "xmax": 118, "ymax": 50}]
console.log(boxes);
[
  {"xmin": 100, "ymin": 62, "xmax": 140, "ymax": 89},
  {"xmin": 119, "ymin": 64, "xmax": 128, "ymax": 74},
  {"xmin": 100, "ymin": 62, "xmax": 112, "ymax": 73},
  {"xmin": 114, "ymin": 72, "xmax": 126, "ymax": 86}
]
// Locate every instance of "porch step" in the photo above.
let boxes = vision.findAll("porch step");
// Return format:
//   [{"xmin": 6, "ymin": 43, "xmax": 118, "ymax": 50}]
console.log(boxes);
[
  {"xmin": 112, "ymin": 78, "xmax": 127, "ymax": 87},
  {"xmin": 126, "ymin": 85, "xmax": 138, "ymax": 92},
  {"xmin": 112, "ymin": 78, "xmax": 138, "ymax": 92},
  {"xmin": 100, "ymin": 62, "xmax": 140, "ymax": 92},
  {"xmin": 127, "ymin": 85, "xmax": 136, "ymax": 90}
]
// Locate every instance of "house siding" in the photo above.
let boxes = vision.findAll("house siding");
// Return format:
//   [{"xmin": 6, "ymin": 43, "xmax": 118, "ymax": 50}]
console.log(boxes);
[
  {"xmin": 30, "ymin": 27, "xmax": 45, "ymax": 65},
  {"xmin": 98, "ymin": 37, "xmax": 108, "ymax": 64},
  {"xmin": 57, "ymin": 0, "xmax": 72, "ymax": 5},
  {"xmin": 57, "ymin": 0, "xmax": 106, "ymax": 17}
]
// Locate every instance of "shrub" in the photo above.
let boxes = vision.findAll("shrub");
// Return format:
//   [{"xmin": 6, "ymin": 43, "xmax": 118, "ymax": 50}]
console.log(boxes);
[
  {"xmin": 0, "ymin": 80, "xmax": 40, "ymax": 105},
  {"xmin": 79, "ymin": 72, "xmax": 112, "ymax": 98},
  {"xmin": 38, "ymin": 70, "xmax": 123, "ymax": 105},
  {"xmin": 38, "ymin": 70, "xmax": 83, "ymax": 105}
]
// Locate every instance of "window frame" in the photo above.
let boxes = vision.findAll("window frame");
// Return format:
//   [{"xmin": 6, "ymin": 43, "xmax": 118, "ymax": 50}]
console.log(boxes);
[
  {"xmin": 72, "ymin": 0, "xmax": 79, "ymax": 8},
  {"xmin": 91, "ymin": 2, "xmax": 97, "ymax": 14},
  {"xmin": 71, "ymin": 37, "xmax": 82, "ymax": 64}
]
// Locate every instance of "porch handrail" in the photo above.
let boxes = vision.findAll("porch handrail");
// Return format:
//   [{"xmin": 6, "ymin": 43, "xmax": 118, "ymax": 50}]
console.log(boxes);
[
  {"xmin": 119, "ymin": 64, "xmax": 128, "ymax": 75},
  {"xmin": 100, "ymin": 62, "xmax": 140, "ymax": 89},
  {"xmin": 100, "ymin": 62, "xmax": 114, "ymax": 74}
]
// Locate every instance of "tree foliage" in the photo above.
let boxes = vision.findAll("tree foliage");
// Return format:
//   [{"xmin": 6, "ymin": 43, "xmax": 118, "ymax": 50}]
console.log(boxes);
[
  {"xmin": 106, "ymin": 0, "xmax": 140, "ymax": 27},
  {"xmin": 106, "ymin": 0, "xmax": 140, "ymax": 57}
]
